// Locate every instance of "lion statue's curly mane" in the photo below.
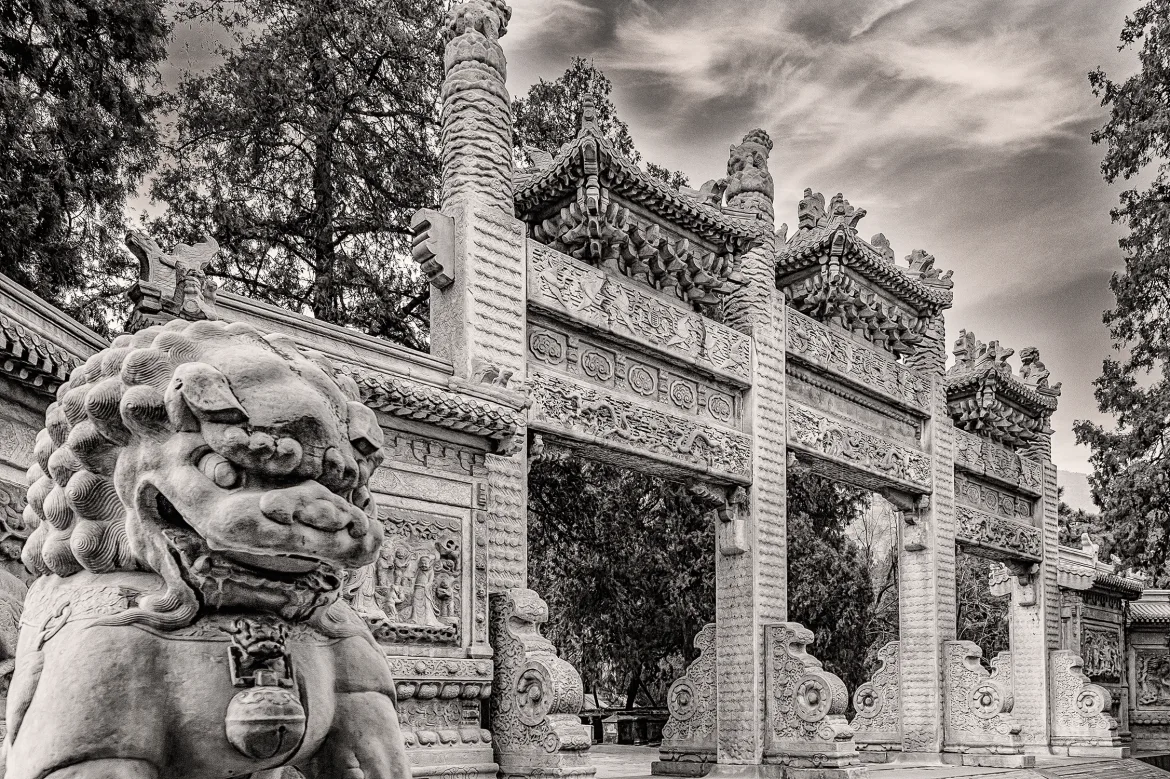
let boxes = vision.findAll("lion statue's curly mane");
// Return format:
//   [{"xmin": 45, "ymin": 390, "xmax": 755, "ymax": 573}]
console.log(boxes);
[{"xmin": 20, "ymin": 318, "xmax": 385, "ymax": 630}]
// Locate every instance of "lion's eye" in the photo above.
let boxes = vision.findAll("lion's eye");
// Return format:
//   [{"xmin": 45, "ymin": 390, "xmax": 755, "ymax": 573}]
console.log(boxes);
[{"xmin": 198, "ymin": 451, "xmax": 241, "ymax": 489}]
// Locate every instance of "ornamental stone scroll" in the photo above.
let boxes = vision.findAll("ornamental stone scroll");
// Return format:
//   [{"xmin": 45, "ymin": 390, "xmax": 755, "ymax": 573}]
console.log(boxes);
[
  {"xmin": 850, "ymin": 641, "xmax": 902, "ymax": 761},
  {"xmin": 763, "ymin": 622, "xmax": 865, "ymax": 777},
  {"xmin": 1049, "ymin": 650, "xmax": 1127, "ymax": 757},
  {"xmin": 653, "ymin": 624, "xmax": 717, "ymax": 777},
  {"xmin": 941, "ymin": 642, "xmax": 1031, "ymax": 768},
  {"xmin": 489, "ymin": 589, "xmax": 594, "ymax": 779}
]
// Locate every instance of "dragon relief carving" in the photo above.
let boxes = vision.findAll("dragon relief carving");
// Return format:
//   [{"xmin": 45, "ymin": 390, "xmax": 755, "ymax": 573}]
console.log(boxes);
[{"xmin": 9, "ymin": 319, "xmax": 410, "ymax": 779}]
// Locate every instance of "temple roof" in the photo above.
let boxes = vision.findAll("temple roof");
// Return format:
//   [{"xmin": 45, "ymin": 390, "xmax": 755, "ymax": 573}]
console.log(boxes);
[
  {"xmin": 1058, "ymin": 537, "xmax": 1144, "ymax": 600},
  {"xmin": 778, "ymin": 190, "xmax": 954, "ymax": 315},
  {"xmin": 1130, "ymin": 591, "xmax": 1170, "ymax": 624},
  {"xmin": 0, "ymin": 273, "xmax": 105, "ymax": 396},
  {"xmin": 513, "ymin": 99, "xmax": 765, "ymax": 253}
]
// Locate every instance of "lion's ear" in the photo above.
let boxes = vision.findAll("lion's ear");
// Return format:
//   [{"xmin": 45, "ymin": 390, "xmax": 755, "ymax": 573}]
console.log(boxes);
[{"xmin": 166, "ymin": 362, "xmax": 247, "ymax": 430}]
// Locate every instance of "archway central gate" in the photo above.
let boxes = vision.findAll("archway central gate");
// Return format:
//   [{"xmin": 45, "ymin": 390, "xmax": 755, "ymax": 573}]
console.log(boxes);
[{"xmin": 413, "ymin": 1, "xmax": 1124, "ymax": 778}]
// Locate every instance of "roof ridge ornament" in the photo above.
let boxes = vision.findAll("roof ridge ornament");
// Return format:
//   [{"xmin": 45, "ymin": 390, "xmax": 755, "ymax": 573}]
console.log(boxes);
[{"xmin": 578, "ymin": 95, "xmax": 600, "ymax": 137}]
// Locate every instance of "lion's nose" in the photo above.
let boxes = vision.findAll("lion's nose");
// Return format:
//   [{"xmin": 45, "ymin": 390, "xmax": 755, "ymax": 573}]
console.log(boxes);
[{"xmin": 259, "ymin": 483, "xmax": 367, "ymax": 537}]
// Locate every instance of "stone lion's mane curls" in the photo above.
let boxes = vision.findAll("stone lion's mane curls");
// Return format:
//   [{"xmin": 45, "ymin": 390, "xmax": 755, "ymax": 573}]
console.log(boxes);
[{"xmin": 20, "ymin": 319, "xmax": 362, "ymax": 585}]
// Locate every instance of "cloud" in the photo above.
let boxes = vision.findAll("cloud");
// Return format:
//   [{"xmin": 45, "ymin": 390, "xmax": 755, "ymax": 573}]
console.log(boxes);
[{"xmin": 504, "ymin": 0, "xmax": 1141, "ymax": 471}]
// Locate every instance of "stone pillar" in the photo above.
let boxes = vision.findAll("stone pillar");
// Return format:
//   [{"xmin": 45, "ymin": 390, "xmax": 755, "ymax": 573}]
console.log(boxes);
[
  {"xmin": 898, "ymin": 314, "xmax": 956, "ymax": 755},
  {"xmin": 427, "ymin": 0, "xmax": 528, "ymax": 593},
  {"xmin": 715, "ymin": 129, "xmax": 787, "ymax": 775},
  {"xmin": 1003, "ymin": 459, "xmax": 1060, "ymax": 749}
]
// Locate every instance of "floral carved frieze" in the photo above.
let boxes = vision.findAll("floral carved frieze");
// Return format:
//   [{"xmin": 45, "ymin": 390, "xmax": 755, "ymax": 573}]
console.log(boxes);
[
  {"xmin": 786, "ymin": 402, "xmax": 930, "ymax": 491},
  {"xmin": 527, "ymin": 243, "xmax": 752, "ymax": 386},
  {"xmin": 954, "ymin": 472, "xmax": 1034, "ymax": 521},
  {"xmin": 1081, "ymin": 627, "xmax": 1123, "ymax": 682},
  {"xmin": 953, "ymin": 428, "xmax": 1043, "ymax": 497},
  {"xmin": 527, "ymin": 368, "xmax": 752, "ymax": 481},
  {"xmin": 528, "ymin": 322, "xmax": 741, "ymax": 429},
  {"xmin": 955, "ymin": 506, "xmax": 1042, "ymax": 562},
  {"xmin": 786, "ymin": 308, "xmax": 931, "ymax": 414}
]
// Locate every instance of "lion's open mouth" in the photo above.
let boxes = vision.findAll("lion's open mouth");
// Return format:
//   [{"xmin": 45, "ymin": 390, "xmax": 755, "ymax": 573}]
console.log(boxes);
[{"xmin": 155, "ymin": 493, "xmax": 344, "ymax": 618}]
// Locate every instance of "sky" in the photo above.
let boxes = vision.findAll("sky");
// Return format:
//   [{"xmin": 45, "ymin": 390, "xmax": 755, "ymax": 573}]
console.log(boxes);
[
  {"xmin": 160, "ymin": 0, "xmax": 1145, "ymax": 474},
  {"xmin": 500, "ymin": 0, "xmax": 1143, "ymax": 473}
]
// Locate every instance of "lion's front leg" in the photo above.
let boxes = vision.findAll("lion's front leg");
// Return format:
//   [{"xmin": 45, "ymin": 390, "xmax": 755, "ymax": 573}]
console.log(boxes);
[
  {"xmin": 303, "ymin": 692, "xmax": 410, "ymax": 779},
  {"xmin": 41, "ymin": 759, "xmax": 158, "ymax": 779}
]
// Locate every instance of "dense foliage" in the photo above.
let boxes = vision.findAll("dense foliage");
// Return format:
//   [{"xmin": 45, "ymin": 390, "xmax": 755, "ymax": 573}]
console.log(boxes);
[
  {"xmin": 528, "ymin": 457, "xmax": 876, "ymax": 706},
  {"xmin": 0, "ymin": 0, "xmax": 170, "ymax": 333},
  {"xmin": 150, "ymin": 0, "xmax": 444, "ymax": 349},
  {"xmin": 1075, "ymin": 0, "xmax": 1170, "ymax": 584}
]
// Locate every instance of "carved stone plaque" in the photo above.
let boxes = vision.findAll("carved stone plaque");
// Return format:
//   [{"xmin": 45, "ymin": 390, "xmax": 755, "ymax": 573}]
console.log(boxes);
[
  {"xmin": 953, "ymin": 428, "xmax": 1043, "ymax": 497},
  {"xmin": 1081, "ymin": 627, "xmax": 1122, "ymax": 682},
  {"xmin": 527, "ymin": 243, "xmax": 752, "ymax": 385},
  {"xmin": 955, "ymin": 505, "xmax": 1042, "ymax": 562},
  {"xmin": 786, "ymin": 308, "xmax": 931, "ymax": 414},
  {"xmin": 1137, "ymin": 649, "xmax": 1170, "ymax": 708},
  {"xmin": 527, "ymin": 367, "xmax": 751, "ymax": 482},
  {"xmin": 786, "ymin": 401, "xmax": 930, "ymax": 491}
]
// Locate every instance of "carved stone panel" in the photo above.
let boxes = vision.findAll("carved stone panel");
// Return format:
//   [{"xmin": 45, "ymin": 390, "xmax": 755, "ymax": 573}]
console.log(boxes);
[
  {"xmin": 955, "ymin": 506, "xmax": 1042, "ymax": 562},
  {"xmin": 527, "ymin": 319, "xmax": 741, "ymax": 429},
  {"xmin": 953, "ymin": 428, "xmax": 1043, "ymax": 497},
  {"xmin": 373, "ymin": 504, "xmax": 465, "ymax": 646},
  {"xmin": 1136, "ymin": 649, "xmax": 1170, "ymax": 708},
  {"xmin": 527, "ymin": 243, "xmax": 751, "ymax": 386},
  {"xmin": 954, "ymin": 472, "xmax": 1034, "ymax": 521},
  {"xmin": 1050, "ymin": 651, "xmax": 1121, "ymax": 753},
  {"xmin": 941, "ymin": 642, "xmax": 1024, "ymax": 756},
  {"xmin": 527, "ymin": 368, "xmax": 751, "ymax": 482},
  {"xmin": 656, "ymin": 624, "xmax": 717, "ymax": 773},
  {"xmin": 787, "ymin": 401, "xmax": 931, "ymax": 492},
  {"xmin": 786, "ymin": 308, "xmax": 932, "ymax": 414},
  {"xmin": 1081, "ymin": 627, "xmax": 1123, "ymax": 683}
]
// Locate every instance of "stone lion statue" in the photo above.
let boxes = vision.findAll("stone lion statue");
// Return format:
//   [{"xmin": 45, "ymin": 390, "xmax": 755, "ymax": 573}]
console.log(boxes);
[{"xmin": 5, "ymin": 319, "xmax": 409, "ymax": 779}]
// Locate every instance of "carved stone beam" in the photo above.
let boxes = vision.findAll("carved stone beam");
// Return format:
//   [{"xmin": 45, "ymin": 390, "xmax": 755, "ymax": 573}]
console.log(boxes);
[
  {"xmin": 411, "ymin": 208, "xmax": 456, "ymax": 289},
  {"xmin": 687, "ymin": 481, "xmax": 748, "ymax": 556},
  {"xmin": 880, "ymin": 487, "xmax": 930, "ymax": 553}
]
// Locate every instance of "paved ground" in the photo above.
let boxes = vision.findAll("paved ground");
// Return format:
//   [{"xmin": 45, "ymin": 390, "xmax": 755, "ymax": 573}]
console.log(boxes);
[{"xmin": 587, "ymin": 745, "xmax": 1170, "ymax": 779}]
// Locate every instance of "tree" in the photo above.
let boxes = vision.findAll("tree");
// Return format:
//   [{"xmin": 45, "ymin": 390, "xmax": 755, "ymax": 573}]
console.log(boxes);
[
  {"xmin": 150, "ymin": 0, "xmax": 443, "ymax": 349},
  {"xmin": 0, "ymin": 0, "xmax": 170, "ymax": 333},
  {"xmin": 955, "ymin": 552, "xmax": 1009, "ymax": 660},
  {"xmin": 528, "ymin": 456, "xmax": 876, "ymax": 706},
  {"xmin": 512, "ymin": 58, "xmax": 688, "ymax": 188},
  {"xmin": 786, "ymin": 468, "xmax": 874, "ymax": 694},
  {"xmin": 1075, "ymin": 0, "xmax": 1170, "ymax": 584},
  {"xmin": 527, "ymin": 456, "xmax": 714, "ymax": 709}
]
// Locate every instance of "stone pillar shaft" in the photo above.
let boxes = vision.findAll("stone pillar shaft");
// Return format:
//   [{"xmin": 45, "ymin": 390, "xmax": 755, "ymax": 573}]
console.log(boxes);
[{"xmin": 899, "ymin": 318, "xmax": 956, "ymax": 754}]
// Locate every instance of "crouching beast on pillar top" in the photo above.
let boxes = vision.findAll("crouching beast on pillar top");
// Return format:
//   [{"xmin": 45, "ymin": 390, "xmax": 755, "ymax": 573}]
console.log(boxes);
[{"xmin": 6, "ymin": 319, "xmax": 410, "ymax": 779}]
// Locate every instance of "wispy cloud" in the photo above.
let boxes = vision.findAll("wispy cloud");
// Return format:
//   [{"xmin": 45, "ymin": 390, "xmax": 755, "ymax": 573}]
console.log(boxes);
[{"xmin": 506, "ymin": 0, "xmax": 1141, "ymax": 470}]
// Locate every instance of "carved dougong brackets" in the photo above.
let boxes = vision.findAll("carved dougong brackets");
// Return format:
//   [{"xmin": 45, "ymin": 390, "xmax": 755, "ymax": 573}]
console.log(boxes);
[
  {"xmin": 882, "ymin": 488, "xmax": 929, "ymax": 553},
  {"xmin": 687, "ymin": 481, "xmax": 748, "ymax": 556}
]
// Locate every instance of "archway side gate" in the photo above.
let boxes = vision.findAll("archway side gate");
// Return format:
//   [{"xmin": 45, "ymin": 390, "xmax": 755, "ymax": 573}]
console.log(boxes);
[{"xmin": 416, "ymin": 2, "xmax": 1126, "ymax": 778}]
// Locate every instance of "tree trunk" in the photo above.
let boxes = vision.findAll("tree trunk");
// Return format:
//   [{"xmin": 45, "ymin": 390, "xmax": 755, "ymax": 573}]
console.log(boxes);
[{"xmin": 624, "ymin": 668, "xmax": 641, "ymax": 710}]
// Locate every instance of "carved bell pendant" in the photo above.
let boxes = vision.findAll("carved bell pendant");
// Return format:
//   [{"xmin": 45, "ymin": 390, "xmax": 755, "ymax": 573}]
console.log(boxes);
[{"xmin": 224, "ymin": 684, "xmax": 307, "ymax": 761}]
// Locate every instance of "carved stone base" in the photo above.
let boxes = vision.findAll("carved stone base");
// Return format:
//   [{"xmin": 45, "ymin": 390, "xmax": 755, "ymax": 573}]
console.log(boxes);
[
  {"xmin": 850, "ymin": 642, "xmax": 901, "ymax": 760},
  {"xmin": 763, "ymin": 623, "xmax": 862, "ymax": 773},
  {"xmin": 1049, "ymin": 650, "xmax": 1128, "ymax": 758},
  {"xmin": 941, "ymin": 642, "xmax": 1024, "ymax": 759},
  {"xmin": 655, "ymin": 624, "xmax": 717, "ymax": 777},
  {"xmin": 489, "ymin": 589, "xmax": 594, "ymax": 779}
]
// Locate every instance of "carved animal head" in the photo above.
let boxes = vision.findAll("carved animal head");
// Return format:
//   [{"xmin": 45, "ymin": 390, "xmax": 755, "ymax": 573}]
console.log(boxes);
[
  {"xmin": 725, "ymin": 128, "xmax": 775, "ymax": 202},
  {"xmin": 21, "ymin": 319, "xmax": 385, "ymax": 628}
]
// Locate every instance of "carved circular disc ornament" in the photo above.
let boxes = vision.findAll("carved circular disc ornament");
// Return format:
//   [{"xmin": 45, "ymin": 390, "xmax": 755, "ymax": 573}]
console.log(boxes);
[
  {"xmin": 970, "ymin": 683, "xmax": 1003, "ymax": 719},
  {"xmin": 794, "ymin": 675, "xmax": 833, "ymax": 722},
  {"xmin": 668, "ymin": 679, "xmax": 698, "ymax": 721},
  {"xmin": 852, "ymin": 682, "xmax": 882, "ymax": 718},
  {"xmin": 627, "ymin": 365, "xmax": 657, "ymax": 396},
  {"xmin": 515, "ymin": 665, "xmax": 552, "ymax": 726},
  {"xmin": 1076, "ymin": 687, "xmax": 1106, "ymax": 716},
  {"xmin": 224, "ymin": 686, "xmax": 307, "ymax": 760}
]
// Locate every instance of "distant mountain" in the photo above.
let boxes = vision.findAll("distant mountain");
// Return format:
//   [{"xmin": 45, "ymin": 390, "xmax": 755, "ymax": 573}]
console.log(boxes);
[{"xmin": 1058, "ymin": 469, "xmax": 1096, "ymax": 514}]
